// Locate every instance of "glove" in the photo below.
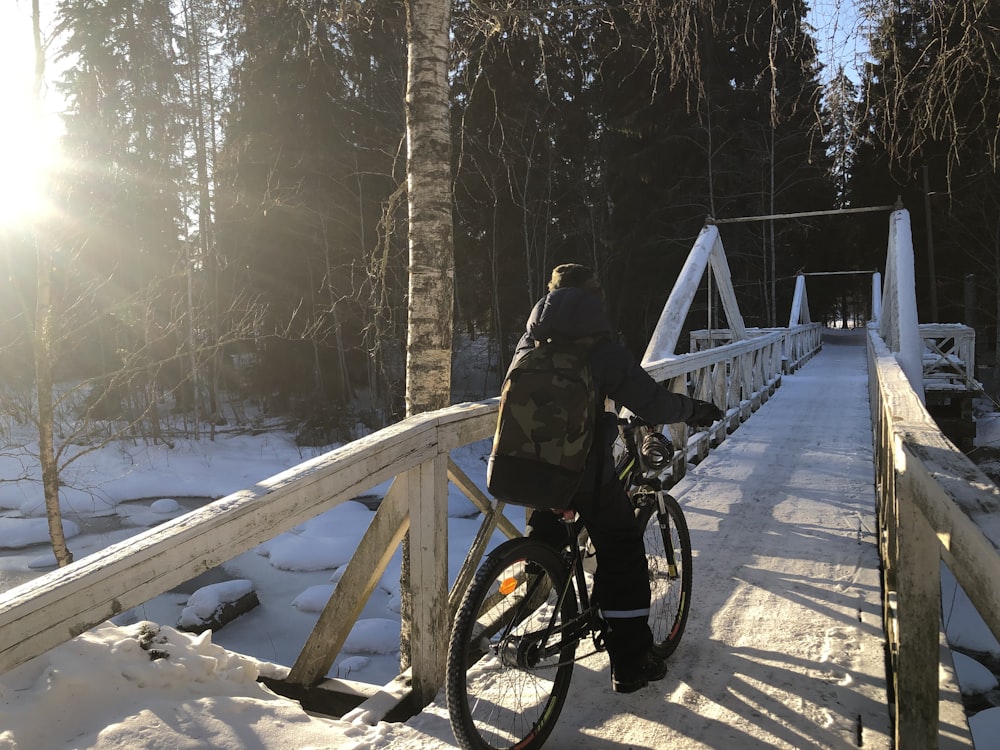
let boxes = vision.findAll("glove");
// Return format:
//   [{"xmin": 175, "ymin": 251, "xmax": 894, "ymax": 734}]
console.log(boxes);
[{"xmin": 686, "ymin": 399, "xmax": 723, "ymax": 427}]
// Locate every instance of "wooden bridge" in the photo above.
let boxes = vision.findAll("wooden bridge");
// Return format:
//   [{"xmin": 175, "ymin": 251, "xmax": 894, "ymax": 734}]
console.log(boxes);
[{"xmin": 2, "ymin": 209, "xmax": 999, "ymax": 748}]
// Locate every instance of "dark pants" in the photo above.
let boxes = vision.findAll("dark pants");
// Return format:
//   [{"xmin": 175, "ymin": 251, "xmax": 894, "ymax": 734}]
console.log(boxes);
[{"xmin": 527, "ymin": 479, "xmax": 652, "ymax": 668}]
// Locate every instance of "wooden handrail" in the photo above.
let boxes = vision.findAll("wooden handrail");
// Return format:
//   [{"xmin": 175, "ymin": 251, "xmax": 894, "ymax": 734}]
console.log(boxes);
[
  {"xmin": 867, "ymin": 327, "xmax": 1000, "ymax": 748},
  {"xmin": 0, "ymin": 403, "xmax": 491, "ymax": 677}
]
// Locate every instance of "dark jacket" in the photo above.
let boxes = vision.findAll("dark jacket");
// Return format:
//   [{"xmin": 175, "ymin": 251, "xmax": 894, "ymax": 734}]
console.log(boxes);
[{"xmin": 509, "ymin": 287, "xmax": 696, "ymax": 490}]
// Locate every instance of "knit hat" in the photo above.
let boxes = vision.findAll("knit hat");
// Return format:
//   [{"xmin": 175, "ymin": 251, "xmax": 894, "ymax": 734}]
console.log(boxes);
[{"xmin": 547, "ymin": 263, "xmax": 601, "ymax": 293}]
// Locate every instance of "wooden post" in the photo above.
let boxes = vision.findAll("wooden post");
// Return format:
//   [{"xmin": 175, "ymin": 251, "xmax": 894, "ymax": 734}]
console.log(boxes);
[
  {"xmin": 408, "ymin": 452, "xmax": 449, "ymax": 705},
  {"xmin": 643, "ymin": 225, "xmax": 718, "ymax": 362},
  {"xmin": 894, "ymin": 468, "xmax": 941, "ymax": 749},
  {"xmin": 667, "ymin": 375, "xmax": 689, "ymax": 481}
]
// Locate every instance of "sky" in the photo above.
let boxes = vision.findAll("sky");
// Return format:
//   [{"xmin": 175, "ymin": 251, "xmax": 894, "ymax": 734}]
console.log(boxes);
[
  {"xmin": 2, "ymin": 330, "xmax": 999, "ymax": 749},
  {"xmin": 807, "ymin": 0, "xmax": 869, "ymax": 83}
]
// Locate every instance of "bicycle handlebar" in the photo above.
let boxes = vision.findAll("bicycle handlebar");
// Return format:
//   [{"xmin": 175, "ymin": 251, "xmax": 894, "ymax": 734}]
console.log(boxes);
[
  {"xmin": 617, "ymin": 414, "xmax": 654, "ymax": 429},
  {"xmin": 617, "ymin": 414, "xmax": 675, "ymax": 475}
]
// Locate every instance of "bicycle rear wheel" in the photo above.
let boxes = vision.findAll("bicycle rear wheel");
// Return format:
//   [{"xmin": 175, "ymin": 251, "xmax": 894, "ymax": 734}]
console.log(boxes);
[
  {"xmin": 446, "ymin": 538, "xmax": 578, "ymax": 750},
  {"xmin": 637, "ymin": 493, "xmax": 692, "ymax": 658}
]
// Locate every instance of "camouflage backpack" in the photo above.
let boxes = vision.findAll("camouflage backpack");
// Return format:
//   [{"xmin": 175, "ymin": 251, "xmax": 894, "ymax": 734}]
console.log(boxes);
[{"xmin": 487, "ymin": 336, "xmax": 603, "ymax": 510}]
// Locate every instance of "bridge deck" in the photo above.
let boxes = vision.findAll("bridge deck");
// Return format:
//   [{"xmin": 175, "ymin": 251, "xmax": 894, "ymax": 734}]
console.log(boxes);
[
  {"xmin": 382, "ymin": 331, "xmax": 972, "ymax": 748},
  {"xmin": 641, "ymin": 329, "xmax": 893, "ymax": 748}
]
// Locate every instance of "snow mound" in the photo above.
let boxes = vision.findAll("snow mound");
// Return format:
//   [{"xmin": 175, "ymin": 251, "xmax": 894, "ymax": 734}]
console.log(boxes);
[
  {"xmin": 0, "ymin": 621, "xmax": 371, "ymax": 749},
  {"xmin": 0, "ymin": 517, "xmax": 79, "ymax": 549}
]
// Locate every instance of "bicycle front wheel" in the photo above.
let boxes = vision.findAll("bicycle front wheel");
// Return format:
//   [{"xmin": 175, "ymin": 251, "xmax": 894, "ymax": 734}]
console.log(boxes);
[
  {"xmin": 637, "ymin": 493, "xmax": 693, "ymax": 658},
  {"xmin": 446, "ymin": 538, "xmax": 578, "ymax": 750}
]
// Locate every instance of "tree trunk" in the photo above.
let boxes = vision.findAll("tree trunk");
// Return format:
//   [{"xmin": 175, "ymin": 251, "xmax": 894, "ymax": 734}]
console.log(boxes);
[
  {"xmin": 400, "ymin": 0, "xmax": 454, "ymax": 679},
  {"xmin": 404, "ymin": 0, "xmax": 454, "ymax": 418},
  {"xmin": 34, "ymin": 238, "xmax": 73, "ymax": 568},
  {"xmin": 30, "ymin": 0, "xmax": 73, "ymax": 568}
]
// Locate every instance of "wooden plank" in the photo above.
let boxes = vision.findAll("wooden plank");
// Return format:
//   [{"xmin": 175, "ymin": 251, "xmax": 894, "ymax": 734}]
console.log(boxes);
[
  {"xmin": 903, "ymin": 446, "xmax": 1000, "ymax": 642},
  {"xmin": 435, "ymin": 400, "xmax": 497, "ymax": 450},
  {"xmin": 708, "ymin": 236, "xmax": 748, "ymax": 340},
  {"xmin": 644, "ymin": 332, "xmax": 784, "ymax": 384},
  {"xmin": 870, "ymin": 327, "xmax": 1000, "ymax": 747},
  {"xmin": 787, "ymin": 274, "xmax": 809, "ymax": 327},
  {"xmin": 643, "ymin": 224, "xmax": 719, "ymax": 362},
  {"xmin": 340, "ymin": 669, "xmax": 414, "ymax": 724},
  {"xmin": 408, "ymin": 454, "xmax": 449, "ymax": 704},
  {"xmin": 286, "ymin": 476, "xmax": 411, "ymax": 686},
  {"xmin": 446, "ymin": 458, "xmax": 521, "ymax": 541},
  {"xmin": 879, "ymin": 210, "xmax": 924, "ymax": 396},
  {"xmin": 894, "ymin": 471, "xmax": 942, "ymax": 748}
]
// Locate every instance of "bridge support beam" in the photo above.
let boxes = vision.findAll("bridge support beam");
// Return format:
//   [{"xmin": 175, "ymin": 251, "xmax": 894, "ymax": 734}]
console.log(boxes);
[{"xmin": 643, "ymin": 224, "xmax": 747, "ymax": 363}]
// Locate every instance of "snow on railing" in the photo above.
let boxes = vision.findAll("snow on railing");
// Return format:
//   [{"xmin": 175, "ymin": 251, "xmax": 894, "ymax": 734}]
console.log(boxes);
[
  {"xmin": 689, "ymin": 324, "xmax": 822, "ymax": 375},
  {"xmin": 642, "ymin": 331, "xmax": 786, "ymax": 476}
]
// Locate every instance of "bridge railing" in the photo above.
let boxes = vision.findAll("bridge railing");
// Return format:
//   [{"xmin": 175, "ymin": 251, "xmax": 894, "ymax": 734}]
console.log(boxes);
[
  {"xmin": 0, "ymin": 324, "xmax": 818, "ymax": 719},
  {"xmin": 647, "ymin": 324, "xmax": 819, "ymax": 475},
  {"xmin": 919, "ymin": 323, "xmax": 977, "ymax": 388},
  {"xmin": 689, "ymin": 323, "xmax": 822, "ymax": 374},
  {"xmin": 868, "ymin": 326, "xmax": 1000, "ymax": 748}
]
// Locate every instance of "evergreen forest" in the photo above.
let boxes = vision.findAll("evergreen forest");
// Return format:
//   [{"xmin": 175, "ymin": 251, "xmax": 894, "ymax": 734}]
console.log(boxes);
[{"xmin": 2, "ymin": 0, "xmax": 998, "ymax": 446}]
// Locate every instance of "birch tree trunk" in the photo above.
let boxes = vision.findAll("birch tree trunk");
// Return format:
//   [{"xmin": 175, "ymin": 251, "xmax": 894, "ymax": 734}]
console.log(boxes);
[
  {"xmin": 34, "ymin": 238, "xmax": 71, "ymax": 568},
  {"xmin": 31, "ymin": 0, "xmax": 73, "ymax": 567},
  {"xmin": 404, "ymin": 0, "xmax": 454, "ymax": 417},
  {"xmin": 399, "ymin": 0, "xmax": 454, "ymax": 685}
]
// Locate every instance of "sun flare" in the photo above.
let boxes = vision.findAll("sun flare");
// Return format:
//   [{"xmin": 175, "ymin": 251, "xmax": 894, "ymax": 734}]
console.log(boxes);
[
  {"xmin": 0, "ymin": 5, "xmax": 62, "ymax": 230},
  {"xmin": 0, "ymin": 109, "xmax": 58, "ymax": 228}
]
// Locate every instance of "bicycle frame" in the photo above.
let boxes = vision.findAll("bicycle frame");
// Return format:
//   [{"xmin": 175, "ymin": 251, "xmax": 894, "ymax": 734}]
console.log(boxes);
[
  {"xmin": 618, "ymin": 419, "xmax": 683, "ymax": 579},
  {"xmin": 633, "ymin": 487, "xmax": 683, "ymax": 581},
  {"xmin": 513, "ymin": 518, "xmax": 604, "ymax": 667}
]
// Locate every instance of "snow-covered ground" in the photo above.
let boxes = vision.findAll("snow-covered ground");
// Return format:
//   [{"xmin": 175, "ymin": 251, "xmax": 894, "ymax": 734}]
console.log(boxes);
[{"xmin": 1, "ymin": 330, "xmax": 999, "ymax": 748}]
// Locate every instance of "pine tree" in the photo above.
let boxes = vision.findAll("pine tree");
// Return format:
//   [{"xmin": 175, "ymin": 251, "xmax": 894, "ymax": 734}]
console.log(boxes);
[
  {"xmin": 824, "ymin": 67, "xmax": 861, "ymax": 207},
  {"xmin": 54, "ymin": 0, "xmax": 188, "ymax": 433},
  {"xmin": 450, "ymin": 0, "xmax": 838, "ymax": 344},
  {"xmin": 215, "ymin": 0, "xmax": 407, "ymax": 433}
]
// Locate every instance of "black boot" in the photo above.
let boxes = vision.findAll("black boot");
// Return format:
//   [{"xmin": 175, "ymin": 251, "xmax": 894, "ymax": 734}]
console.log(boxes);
[
  {"xmin": 611, "ymin": 649, "xmax": 668, "ymax": 693},
  {"xmin": 604, "ymin": 615, "xmax": 662, "ymax": 693}
]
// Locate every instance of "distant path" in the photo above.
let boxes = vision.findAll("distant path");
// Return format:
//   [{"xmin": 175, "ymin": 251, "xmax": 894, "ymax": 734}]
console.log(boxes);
[{"xmin": 381, "ymin": 330, "xmax": 893, "ymax": 749}]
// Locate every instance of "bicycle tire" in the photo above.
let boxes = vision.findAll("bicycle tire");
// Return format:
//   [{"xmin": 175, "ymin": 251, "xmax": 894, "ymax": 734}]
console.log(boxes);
[
  {"xmin": 637, "ymin": 493, "xmax": 692, "ymax": 658},
  {"xmin": 446, "ymin": 538, "xmax": 578, "ymax": 750}
]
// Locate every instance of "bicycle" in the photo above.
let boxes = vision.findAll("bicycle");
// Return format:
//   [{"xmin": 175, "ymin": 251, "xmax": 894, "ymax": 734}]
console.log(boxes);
[{"xmin": 445, "ymin": 416, "xmax": 694, "ymax": 750}]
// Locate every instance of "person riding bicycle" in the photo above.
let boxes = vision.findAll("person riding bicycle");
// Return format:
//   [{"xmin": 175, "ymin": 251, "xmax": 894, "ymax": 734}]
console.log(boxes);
[{"xmin": 509, "ymin": 263, "xmax": 722, "ymax": 693}]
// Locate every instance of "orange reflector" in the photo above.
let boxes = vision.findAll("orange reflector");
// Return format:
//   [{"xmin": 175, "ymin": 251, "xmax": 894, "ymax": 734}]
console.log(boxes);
[{"xmin": 499, "ymin": 577, "xmax": 517, "ymax": 596}]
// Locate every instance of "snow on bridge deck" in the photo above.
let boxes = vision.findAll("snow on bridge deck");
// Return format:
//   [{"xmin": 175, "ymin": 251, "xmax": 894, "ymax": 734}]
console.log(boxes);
[{"xmin": 376, "ymin": 330, "xmax": 969, "ymax": 749}]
